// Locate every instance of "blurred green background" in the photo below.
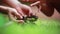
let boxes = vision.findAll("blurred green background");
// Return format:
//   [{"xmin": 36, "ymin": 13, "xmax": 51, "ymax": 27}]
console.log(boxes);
[{"xmin": 0, "ymin": 13, "xmax": 60, "ymax": 34}]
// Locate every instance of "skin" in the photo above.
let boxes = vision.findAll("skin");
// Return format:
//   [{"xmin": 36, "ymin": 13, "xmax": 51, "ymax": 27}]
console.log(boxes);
[
  {"xmin": 0, "ymin": 0, "xmax": 34, "ymax": 22},
  {"xmin": 3, "ymin": 0, "xmax": 33, "ymax": 17},
  {"xmin": 0, "ymin": 5, "xmax": 24, "ymax": 22},
  {"xmin": 21, "ymin": 0, "xmax": 60, "ymax": 17}
]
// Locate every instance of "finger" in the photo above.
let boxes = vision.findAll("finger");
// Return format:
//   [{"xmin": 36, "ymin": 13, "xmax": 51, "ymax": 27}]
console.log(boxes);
[
  {"xmin": 30, "ymin": 1, "xmax": 40, "ymax": 6},
  {"xmin": 17, "ymin": 20, "xmax": 24, "ymax": 23},
  {"xmin": 0, "ymin": 5, "xmax": 11, "ymax": 10},
  {"xmin": 16, "ymin": 7, "xmax": 25, "ymax": 16},
  {"xmin": 13, "ymin": 9, "xmax": 23, "ymax": 19},
  {"xmin": 9, "ymin": 8, "xmax": 23, "ymax": 19},
  {"xmin": 8, "ymin": 11, "xmax": 24, "ymax": 23},
  {"xmin": 8, "ymin": 9, "xmax": 23, "ymax": 21},
  {"xmin": 15, "ymin": 13, "xmax": 23, "ymax": 20},
  {"xmin": 27, "ymin": 7, "xmax": 35, "ymax": 17},
  {"xmin": 8, "ymin": 11, "xmax": 17, "ymax": 21}
]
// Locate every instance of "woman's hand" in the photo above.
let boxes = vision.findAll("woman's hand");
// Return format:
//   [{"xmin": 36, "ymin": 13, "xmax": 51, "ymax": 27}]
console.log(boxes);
[
  {"xmin": 4, "ymin": 0, "xmax": 36, "ymax": 17},
  {"xmin": 2, "ymin": 0, "xmax": 38, "ymax": 22},
  {"xmin": 20, "ymin": 0, "xmax": 54, "ymax": 17},
  {"xmin": 0, "ymin": 5, "xmax": 24, "ymax": 23}
]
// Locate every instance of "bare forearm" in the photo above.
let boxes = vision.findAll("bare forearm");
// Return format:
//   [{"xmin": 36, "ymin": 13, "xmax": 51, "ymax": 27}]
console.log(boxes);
[
  {"xmin": 0, "ymin": 5, "xmax": 8, "ymax": 10},
  {"xmin": 0, "ymin": 5, "xmax": 13, "ymax": 11},
  {"xmin": 0, "ymin": 5, "xmax": 16, "ymax": 13},
  {"xmin": 4, "ymin": 0, "xmax": 21, "ymax": 8},
  {"xmin": 4, "ymin": 0, "xmax": 25, "ymax": 16}
]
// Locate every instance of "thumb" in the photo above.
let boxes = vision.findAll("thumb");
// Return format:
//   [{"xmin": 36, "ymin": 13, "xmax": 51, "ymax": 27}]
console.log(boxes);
[{"xmin": 30, "ymin": 1, "xmax": 40, "ymax": 7}]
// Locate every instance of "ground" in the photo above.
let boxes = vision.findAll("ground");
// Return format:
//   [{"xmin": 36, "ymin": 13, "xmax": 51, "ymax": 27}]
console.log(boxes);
[{"xmin": 0, "ymin": 6, "xmax": 60, "ymax": 34}]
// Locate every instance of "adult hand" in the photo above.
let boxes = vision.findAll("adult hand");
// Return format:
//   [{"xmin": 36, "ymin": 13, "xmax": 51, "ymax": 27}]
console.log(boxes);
[{"xmin": 0, "ymin": 5, "xmax": 24, "ymax": 23}]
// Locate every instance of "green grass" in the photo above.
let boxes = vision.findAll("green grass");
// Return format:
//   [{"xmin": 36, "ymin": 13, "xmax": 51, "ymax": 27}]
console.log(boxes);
[{"xmin": 0, "ymin": 13, "xmax": 60, "ymax": 34}]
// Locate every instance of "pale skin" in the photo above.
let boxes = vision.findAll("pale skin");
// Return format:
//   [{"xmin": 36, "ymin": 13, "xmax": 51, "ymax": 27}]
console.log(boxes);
[
  {"xmin": 0, "ymin": 0, "xmax": 34, "ymax": 23},
  {"xmin": 3, "ymin": 0, "xmax": 33, "ymax": 17},
  {"xmin": 0, "ymin": 5, "xmax": 24, "ymax": 22},
  {"xmin": 21, "ymin": 0, "xmax": 60, "ymax": 17}
]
